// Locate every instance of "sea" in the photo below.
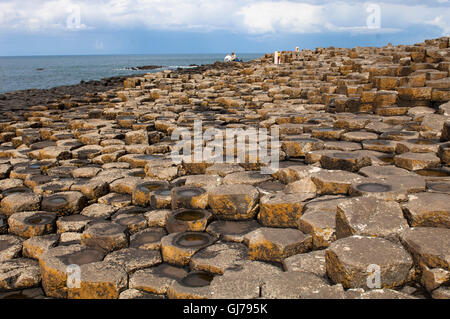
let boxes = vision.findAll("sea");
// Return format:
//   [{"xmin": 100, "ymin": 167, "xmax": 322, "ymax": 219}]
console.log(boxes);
[{"xmin": 0, "ymin": 53, "xmax": 264, "ymax": 94}]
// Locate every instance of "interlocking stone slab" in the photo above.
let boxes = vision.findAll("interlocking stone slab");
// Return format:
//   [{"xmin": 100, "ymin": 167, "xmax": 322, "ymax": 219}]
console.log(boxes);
[
  {"xmin": 8, "ymin": 211, "xmax": 57, "ymax": 239},
  {"xmin": 130, "ymin": 227, "xmax": 167, "ymax": 250},
  {"xmin": 206, "ymin": 220, "xmax": 260, "ymax": 243},
  {"xmin": 104, "ymin": 248, "xmax": 162, "ymax": 273},
  {"xmin": 326, "ymin": 236, "xmax": 413, "ymax": 289},
  {"xmin": 81, "ymin": 221, "xmax": 128, "ymax": 253},
  {"xmin": 350, "ymin": 176, "xmax": 425, "ymax": 202},
  {"xmin": 22, "ymin": 234, "xmax": 59, "ymax": 260},
  {"xmin": 258, "ymin": 192, "xmax": 315, "ymax": 227},
  {"xmin": 282, "ymin": 250, "xmax": 327, "ymax": 278},
  {"xmin": 208, "ymin": 184, "xmax": 259, "ymax": 220},
  {"xmin": 132, "ymin": 180, "xmax": 170, "ymax": 207},
  {"xmin": 80, "ymin": 203, "xmax": 117, "ymax": 219},
  {"xmin": 190, "ymin": 242, "xmax": 247, "ymax": 274},
  {"xmin": 261, "ymin": 271, "xmax": 329, "ymax": 299},
  {"xmin": 161, "ymin": 231, "xmax": 217, "ymax": 266},
  {"xmin": 67, "ymin": 261, "xmax": 128, "ymax": 299},
  {"xmin": 320, "ymin": 151, "xmax": 371, "ymax": 172},
  {"xmin": 56, "ymin": 215, "xmax": 92, "ymax": 234},
  {"xmin": 244, "ymin": 227, "xmax": 312, "ymax": 262},
  {"xmin": 1, "ymin": 192, "xmax": 41, "ymax": 216},
  {"xmin": 119, "ymin": 289, "xmax": 165, "ymax": 299},
  {"xmin": 171, "ymin": 186, "xmax": 208, "ymax": 210},
  {"xmin": 97, "ymin": 192, "xmax": 132, "ymax": 208},
  {"xmin": 298, "ymin": 208, "xmax": 337, "ymax": 249},
  {"xmin": 167, "ymin": 271, "xmax": 216, "ymax": 299},
  {"xmin": 39, "ymin": 245, "xmax": 105, "ymax": 298},
  {"xmin": 166, "ymin": 209, "xmax": 212, "ymax": 233},
  {"xmin": 394, "ymin": 152, "xmax": 441, "ymax": 171},
  {"xmin": 129, "ymin": 263, "xmax": 188, "ymax": 294},
  {"xmin": 0, "ymin": 258, "xmax": 41, "ymax": 291},
  {"xmin": 0, "ymin": 234, "xmax": 23, "ymax": 261},
  {"xmin": 41, "ymin": 191, "xmax": 87, "ymax": 216},
  {"xmin": 311, "ymin": 170, "xmax": 362, "ymax": 195},
  {"xmin": 403, "ymin": 193, "xmax": 450, "ymax": 228},
  {"xmin": 358, "ymin": 289, "xmax": 418, "ymax": 299},
  {"xmin": 112, "ymin": 212, "xmax": 148, "ymax": 235},
  {"xmin": 336, "ymin": 197, "xmax": 409, "ymax": 241},
  {"xmin": 145, "ymin": 209, "xmax": 170, "ymax": 228},
  {"xmin": 208, "ymin": 260, "xmax": 282, "ymax": 299},
  {"xmin": 400, "ymin": 227, "xmax": 450, "ymax": 271}
]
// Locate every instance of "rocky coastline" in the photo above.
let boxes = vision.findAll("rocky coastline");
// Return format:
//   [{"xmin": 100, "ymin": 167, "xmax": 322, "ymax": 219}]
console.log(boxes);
[{"xmin": 0, "ymin": 37, "xmax": 449, "ymax": 299}]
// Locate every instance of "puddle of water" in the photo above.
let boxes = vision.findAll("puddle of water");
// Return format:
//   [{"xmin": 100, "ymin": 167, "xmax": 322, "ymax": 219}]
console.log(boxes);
[
  {"xmin": 181, "ymin": 272, "xmax": 215, "ymax": 288},
  {"xmin": 61, "ymin": 249, "xmax": 104, "ymax": 266},
  {"xmin": 356, "ymin": 183, "xmax": 392, "ymax": 192},
  {"xmin": 175, "ymin": 233, "xmax": 210, "ymax": 248},
  {"xmin": 427, "ymin": 182, "xmax": 450, "ymax": 192},
  {"xmin": 175, "ymin": 210, "xmax": 205, "ymax": 222},
  {"xmin": 415, "ymin": 169, "xmax": 450, "ymax": 177},
  {"xmin": 24, "ymin": 214, "xmax": 54, "ymax": 225}
]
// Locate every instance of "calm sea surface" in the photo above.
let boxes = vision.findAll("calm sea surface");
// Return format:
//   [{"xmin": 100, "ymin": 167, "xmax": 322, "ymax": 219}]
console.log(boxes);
[{"xmin": 0, "ymin": 54, "xmax": 263, "ymax": 94}]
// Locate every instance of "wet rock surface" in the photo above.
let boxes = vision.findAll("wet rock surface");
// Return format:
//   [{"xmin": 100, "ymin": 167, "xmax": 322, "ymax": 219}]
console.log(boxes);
[{"xmin": 0, "ymin": 36, "xmax": 449, "ymax": 298}]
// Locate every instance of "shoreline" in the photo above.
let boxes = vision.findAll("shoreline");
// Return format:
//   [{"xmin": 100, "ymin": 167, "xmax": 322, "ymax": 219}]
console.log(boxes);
[{"xmin": 0, "ymin": 61, "xmax": 252, "ymax": 117}]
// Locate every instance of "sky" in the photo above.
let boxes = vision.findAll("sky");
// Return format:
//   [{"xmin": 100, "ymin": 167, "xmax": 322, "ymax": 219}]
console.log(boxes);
[{"xmin": 0, "ymin": 0, "xmax": 449, "ymax": 56}]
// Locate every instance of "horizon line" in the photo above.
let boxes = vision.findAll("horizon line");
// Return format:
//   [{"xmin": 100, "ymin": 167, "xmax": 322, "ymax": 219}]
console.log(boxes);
[{"xmin": 0, "ymin": 52, "xmax": 267, "ymax": 58}]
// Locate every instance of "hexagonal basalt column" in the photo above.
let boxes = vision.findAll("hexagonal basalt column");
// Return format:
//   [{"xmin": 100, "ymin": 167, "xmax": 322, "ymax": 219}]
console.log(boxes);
[
  {"xmin": 206, "ymin": 220, "xmax": 260, "ymax": 243},
  {"xmin": 81, "ymin": 221, "xmax": 128, "ymax": 253},
  {"xmin": 244, "ymin": 227, "xmax": 312, "ymax": 262},
  {"xmin": 161, "ymin": 232, "xmax": 217, "ymax": 266},
  {"xmin": 132, "ymin": 180, "xmax": 170, "ymax": 207},
  {"xmin": 39, "ymin": 245, "xmax": 105, "ymax": 298},
  {"xmin": 402, "ymin": 193, "xmax": 450, "ymax": 228},
  {"xmin": 394, "ymin": 152, "xmax": 441, "ymax": 171},
  {"xmin": 208, "ymin": 184, "xmax": 259, "ymax": 220},
  {"xmin": 22, "ymin": 234, "xmax": 59, "ymax": 260},
  {"xmin": 130, "ymin": 227, "xmax": 167, "ymax": 250},
  {"xmin": 258, "ymin": 192, "xmax": 315, "ymax": 228},
  {"xmin": 167, "ymin": 271, "xmax": 217, "ymax": 299},
  {"xmin": 166, "ymin": 209, "xmax": 212, "ymax": 234},
  {"xmin": 130, "ymin": 263, "xmax": 188, "ymax": 295},
  {"xmin": 311, "ymin": 170, "xmax": 362, "ymax": 195},
  {"xmin": 104, "ymin": 248, "xmax": 162, "ymax": 273},
  {"xmin": 320, "ymin": 152, "xmax": 371, "ymax": 172},
  {"xmin": 400, "ymin": 227, "xmax": 450, "ymax": 271},
  {"xmin": 171, "ymin": 186, "xmax": 208, "ymax": 210},
  {"xmin": 0, "ymin": 235, "xmax": 23, "ymax": 261},
  {"xmin": 336, "ymin": 197, "xmax": 409, "ymax": 241},
  {"xmin": 67, "ymin": 261, "xmax": 128, "ymax": 299},
  {"xmin": 190, "ymin": 242, "xmax": 247, "ymax": 275},
  {"xmin": 8, "ymin": 211, "xmax": 57, "ymax": 239},
  {"xmin": 326, "ymin": 236, "xmax": 413, "ymax": 289},
  {"xmin": 1, "ymin": 193, "xmax": 41, "ymax": 217},
  {"xmin": 0, "ymin": 258, "xmax": 41, "ymax": 291},
  {"xmin": 41, "ymin": 192, "xmax": 87, "ymax": 216}
]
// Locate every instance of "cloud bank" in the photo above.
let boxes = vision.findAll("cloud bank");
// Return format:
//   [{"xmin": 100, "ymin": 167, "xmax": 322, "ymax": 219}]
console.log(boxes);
[{"xmin": 0, "ymin": 0, "xmax": 448, "ymax": 36}]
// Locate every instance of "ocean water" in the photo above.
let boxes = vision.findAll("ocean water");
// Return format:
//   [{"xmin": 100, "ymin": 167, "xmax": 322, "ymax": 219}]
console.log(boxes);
[{"xmin": 0, "ymin": 53, "xmax": 263, "ymax": 94}]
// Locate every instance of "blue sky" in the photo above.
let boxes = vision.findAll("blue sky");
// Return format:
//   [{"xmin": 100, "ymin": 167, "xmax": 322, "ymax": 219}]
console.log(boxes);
[{"xmin": 0, "ymin": 0, "xmax": 449, "ymax": 56}]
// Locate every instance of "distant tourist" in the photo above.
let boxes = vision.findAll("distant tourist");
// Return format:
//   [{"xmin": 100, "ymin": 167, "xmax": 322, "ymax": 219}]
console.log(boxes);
[{"xmin": 224, "ymin": 52, "xmax": 243, "ymax": 63}]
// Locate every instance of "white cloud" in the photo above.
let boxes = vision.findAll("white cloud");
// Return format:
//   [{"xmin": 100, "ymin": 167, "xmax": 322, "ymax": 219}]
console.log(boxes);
[
  {"xmin": 237, "ymin": 2, "xmax": 324, "ymax": 33},
  {"xmin": 0, "ymin": 0, "xmax": 448, "ymax": 36}
]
